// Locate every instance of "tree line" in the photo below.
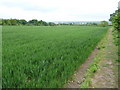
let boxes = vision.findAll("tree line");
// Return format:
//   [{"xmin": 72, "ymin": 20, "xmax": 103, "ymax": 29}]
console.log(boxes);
[
  {"xmin": 1, "ymin": 19, "xmax": 56, "ymax": 26},
  {"xmin": 1, "ymin": 18, "xmax": 109, "ymax": 26}
]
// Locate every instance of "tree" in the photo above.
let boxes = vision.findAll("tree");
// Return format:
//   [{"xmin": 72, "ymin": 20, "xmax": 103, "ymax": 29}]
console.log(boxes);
[
  {"xmin": 0, "ymin": 19, "xmax": 2, "ymax": 25},
  {"xmin": 38, "ymin": 20, "xmax": 43, "ymax": 25},
  {"xmin": 28, "ymin": 19, "xmax": 38, "ymax": 25},
  {"xmin": 110, "ymin": 9, "xmax": 120, "ymax": 31},
  {"xmin": 48, "ymin": 22, "xmax": 56, "ymax": 26},
  {"xmin": 2, "ymin": 19, "xmax": 7, "ymax": 25},
  {"xmin": 10, "ymin": 19, "xmax": 18, "ymax": 25},
  {"xmin": 19, "ymin": 19, "xmax": 27, "ymax": 25},
  {"xmin": 109, "ymin": 8, "xmax": 120, "ymax": 47},
  {"xmin": 37, "ymin": 20, "xmax": 48, "ymax": 26},
  {"xmin": 2, "ymin": 19, "xmax": 11, "ymax": 25},
  {"xmin": 1, "ymin": 19, "xmax": 56, "ymax": 26},
  {"xmin": 100, "ymin": 21, "xmax": 108, "ymax": 27}
]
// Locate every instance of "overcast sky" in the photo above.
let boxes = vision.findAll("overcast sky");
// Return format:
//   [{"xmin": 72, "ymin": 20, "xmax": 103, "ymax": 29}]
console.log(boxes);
[{"xmin": 0, "ymin": 0, "xmax": 119, "ymax": 21}]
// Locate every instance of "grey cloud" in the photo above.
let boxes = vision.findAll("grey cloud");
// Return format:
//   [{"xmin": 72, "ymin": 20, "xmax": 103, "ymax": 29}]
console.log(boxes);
[{"xmin": 1, "ymin": 1, "xmax": 57, "ymax": 13}]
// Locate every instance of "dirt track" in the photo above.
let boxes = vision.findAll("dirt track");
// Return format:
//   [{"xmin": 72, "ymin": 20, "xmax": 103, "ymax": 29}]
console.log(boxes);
[{"xmin": 90, "ymin": 28, "xmax": 118, "ymax": 88}]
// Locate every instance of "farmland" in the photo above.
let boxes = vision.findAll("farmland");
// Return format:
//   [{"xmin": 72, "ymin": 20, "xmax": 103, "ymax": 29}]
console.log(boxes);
[{"xmin": 2, "ymin": 26, "xmax": 108, "ymax": 88}]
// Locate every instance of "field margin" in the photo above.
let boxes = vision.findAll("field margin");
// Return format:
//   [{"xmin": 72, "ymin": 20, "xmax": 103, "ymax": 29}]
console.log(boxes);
[{"xmin": 80, "ymin": 28, "xmax": 118, "ymax": 88}]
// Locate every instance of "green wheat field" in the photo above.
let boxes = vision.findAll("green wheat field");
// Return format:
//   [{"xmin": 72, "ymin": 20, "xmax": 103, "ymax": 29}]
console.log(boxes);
[{"xmin": 2, "ymin": 26, "xmax": 108, "ymax": 88}]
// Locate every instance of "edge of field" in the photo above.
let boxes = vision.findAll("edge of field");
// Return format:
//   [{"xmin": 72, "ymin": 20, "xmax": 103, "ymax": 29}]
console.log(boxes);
[
  {"xmin": 65, "ymin": 28, "xmax": 109, "ymax": 88},
  {"xmin": 80, "ymin": 28, "xmax": 118, "ymax": 88},
  {"xmin": 65, "ymin": 27, "xmax": 118, "ymax": 88}
]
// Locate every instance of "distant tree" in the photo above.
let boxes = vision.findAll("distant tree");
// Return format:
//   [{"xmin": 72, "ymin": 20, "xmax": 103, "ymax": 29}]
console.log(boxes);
[
  {"xmin": 38, "ymin": 20, "xmax": 44, "ymax": 25},
  {"xmin": 19, "ymin": 19, "xmax": 27, "ymax": 25},
  {"xmin": 92, "ymin": 23, "xmax": 98, "ymax": 26},
  {"xmin": 10, "ymin": 19, "xmax": 18, "ymax": 25},
  {"xmin": 69, "ymin": 23, "xmax": 73, "ymax": 25},
  {"xmin": 28, "ymin": 19, "xmax": 38, "ymax": 25},
  {"xmin": 7, "ymin": 19, "xmax": 12, "ymax": 25},
  {"xmin": 37, "ymin": 20, "xmax": 48, "ymax": 26},
  {"xmin": 0, "ymin": 19, "xmax": 2, "ymax": 25},
  {"xmin": 48, "ymin": 22, "xmax": 56, "ymax": 26},
  {"xmin": 100, "ymin": 21, "xmax": 108, "ymax": 27},
  {"xmin": 1, "ymin": 19, "xmax": 56, "ymax": 26},
  {"xmin": 2, "ymin": 19, "xmax": 11, "ymax": 25},
  {"xmin": 2, "ymin": 19, "xmax": 7, "ymax": 25}
]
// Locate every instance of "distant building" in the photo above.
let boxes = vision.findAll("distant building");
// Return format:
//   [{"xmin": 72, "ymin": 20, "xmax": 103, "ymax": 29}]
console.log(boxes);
[{"xmin": 118, "ymin": 1, "xmax": 120, "ymax": 9}]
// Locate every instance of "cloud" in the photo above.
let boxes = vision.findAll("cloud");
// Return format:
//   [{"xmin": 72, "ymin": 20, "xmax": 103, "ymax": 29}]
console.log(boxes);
[
  {"xmin": 1, "ymin": 0, "xmax": 57, "ymax": 12},
  {"xmin": 0, "ymin": 0, "xmax": 119, "ymax": 21}
]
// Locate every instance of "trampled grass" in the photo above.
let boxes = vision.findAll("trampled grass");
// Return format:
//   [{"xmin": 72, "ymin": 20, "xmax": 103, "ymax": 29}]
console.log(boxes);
[{"xmin": 2, "ymin": 26, "xmax": 108, "ymax": 88}]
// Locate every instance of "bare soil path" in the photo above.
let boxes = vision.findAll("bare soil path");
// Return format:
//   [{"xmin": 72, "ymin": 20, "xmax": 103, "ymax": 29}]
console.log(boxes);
[{"xmin": 90, "ymin": 28, "xmax": 118, "ymax": 88}]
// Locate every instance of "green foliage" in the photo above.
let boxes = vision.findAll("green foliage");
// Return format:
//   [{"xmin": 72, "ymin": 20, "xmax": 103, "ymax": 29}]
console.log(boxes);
[
  {"xmin": 116, "ymin": 59, "xmax": 120, "ymax": 62},
  {"xmin": 10, "ymin": 19, "xmax": 18, "ymax": 25},
  {"xmin": 0, "ymin": 19, "xmax": 2, "ymax": 25},
  {"xmin": 18, "ymin": 19, "xmax": 27, "ymax": 25},
  {"xmin": 100, "ymin": 21, "xmax": 108, "ymax": 27},
  {"xmin": 48, "ymin": 22, "xmax": 56, "ymax": 26},
  {"xmin": 28, "ymin": 19, "xmax": 38, "ymax": 25},
  {"xmin": 110, "ymin": 9, "xmax": 120, "ymax": 31},
  {"xmin": 112, "ymin": 29, "xmax": 119, "ymax": 46},
  {"xmin": 80, "ymin": 57, "xmax": 100, "ymax": 88},
  {"xmin": 2, "ymin": 19, "xmax": 102, "ymax": 26},
  {"xmin": 110, "ymin": 8, "xmax": 120, "ymax": 64},
  {"xmin": 110, "ymin": 8, "xmax": 120, "ymax": 63},
  {"xmin": 2, "ymin": 26, "xmax": 108, "ymax": 88},
  {"xmin": 2, "ymin": 19, "xmax": 54, "ymax": 26}
]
